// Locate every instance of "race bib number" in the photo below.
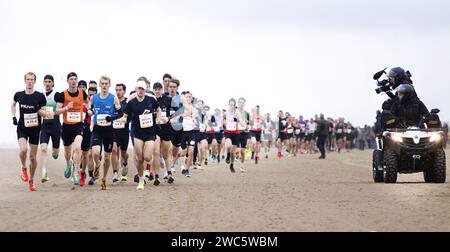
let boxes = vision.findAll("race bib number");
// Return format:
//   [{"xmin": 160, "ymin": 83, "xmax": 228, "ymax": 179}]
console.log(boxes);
[
  {"xmin": 287, "ymin": 128, "xmax": 294, "ymax": 134},
  {"xmin": 45, "ymin": 106, "xmax": 54, "ymax": 120},
  {"xmin": 295, "ymin": 129, "xmax": 301, "ymax": 135},
  {"xmin": 337, "ymin": 129, "xmax": 343, "ymax": 134},
  {"xmin": 113, "ymin": 119, "xmax": 125, "ymax": 129},
  {"xmin": 139, "ymin": 114, "xmax": 153, "ymax": 128},
  {"xmin": 67, "ymin": 112, "xmax": 81, "ymax": 123},
  {"xmin": 24, "ymin": 113, "xmax": 38, "ymax": 128},
  {"xmin": 97, "ymin": 114, "xmax": 111, "ymax": 127},
  {"xmin": 226, "ymin": 119, "xmax": 236, "ymax": 131}
]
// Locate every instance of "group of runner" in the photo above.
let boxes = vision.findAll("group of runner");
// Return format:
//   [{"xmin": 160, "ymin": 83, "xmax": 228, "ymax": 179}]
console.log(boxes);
[
  {"xmin": 275, "ymin": 113, "xmax": 357, "ymax": 158},
  {"xmin": 12, "ymin": 72, "xmax": 355, "ymax": 191}
]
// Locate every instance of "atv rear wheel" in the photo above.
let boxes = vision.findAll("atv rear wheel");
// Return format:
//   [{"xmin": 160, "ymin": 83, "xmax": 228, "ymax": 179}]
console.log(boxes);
[
  {"xmin": 424, "ymin": 148, "xmax": 446, "ymax": 183},
  {"xmin": 383, "ymin": 149, "xmax": 398, "ymax": 183},
  {"xmin": 373, "ymin": 150, "xmax": 384, "ymax": 183}
]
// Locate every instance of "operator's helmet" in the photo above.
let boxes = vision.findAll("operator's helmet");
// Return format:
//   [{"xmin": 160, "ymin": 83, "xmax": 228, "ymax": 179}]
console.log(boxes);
[
  {"xmin": 387, "ymin": 67, "xmax": 406, "ymax": 79},
  {"xmin": 396, "ymin": 84, "xmax": 414, "ymax": 99}
]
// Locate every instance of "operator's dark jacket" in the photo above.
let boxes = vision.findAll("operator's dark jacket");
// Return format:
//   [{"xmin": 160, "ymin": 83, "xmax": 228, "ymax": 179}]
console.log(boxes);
[
  {"xmin": 391, "ymin": 96, "xmax": 429, "ymax": 127},
  {"xmin": 316, "ymin": 119, "xmax": 331, "ymax": 136}
]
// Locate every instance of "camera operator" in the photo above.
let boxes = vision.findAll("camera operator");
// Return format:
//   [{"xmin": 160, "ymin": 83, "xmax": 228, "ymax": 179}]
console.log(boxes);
[
  {"xmin": 390, "ymin": 84, "xmax": 429, "ymax": 128},
  {"xmin": 381, "ymin": 67, "xmax": 415, "ymax": 110}
]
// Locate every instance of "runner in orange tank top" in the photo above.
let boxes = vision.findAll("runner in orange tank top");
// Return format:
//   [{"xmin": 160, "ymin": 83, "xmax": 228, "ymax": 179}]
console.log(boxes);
[{"xmin": 55, "ymin": 72, "xmax": 90, "ymax": 187}]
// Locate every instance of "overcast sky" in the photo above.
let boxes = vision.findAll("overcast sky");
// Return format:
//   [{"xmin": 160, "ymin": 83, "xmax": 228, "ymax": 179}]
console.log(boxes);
[{"xmin": 1, "ymin": 0, "xmax": 449, "ymax": 147}]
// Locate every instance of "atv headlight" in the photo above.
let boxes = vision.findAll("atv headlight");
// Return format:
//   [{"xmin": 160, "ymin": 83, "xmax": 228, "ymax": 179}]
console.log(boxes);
[
  {"xmin": 429, "ymin": 133, "xmax": 443, "ymax": 143},
  {"xmin": 390, "ymin": 133, "xmax": 403, "ymax": 143}
]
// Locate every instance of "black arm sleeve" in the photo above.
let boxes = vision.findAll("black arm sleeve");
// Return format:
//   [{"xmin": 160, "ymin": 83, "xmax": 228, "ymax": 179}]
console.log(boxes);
[
  {"xmin": 38, "ymin": 93, "xmax": 47, "ymax": 109},
  {"xmin": 54, "ymin": 92, "xmax": 64, "ymax": 103},
  {"xmin": 13, "ymin": 92, "xmax": 21, "ymax": 102},
  {"xmin": 113, "ymin": 107, "xmax": 124, "ymax": 120},
  {"xmin": 386, "ymin": 91, "xmax": 396, "ymax": 99}
]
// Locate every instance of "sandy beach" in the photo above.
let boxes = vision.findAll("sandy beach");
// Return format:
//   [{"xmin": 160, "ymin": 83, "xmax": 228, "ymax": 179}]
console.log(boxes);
[{"xmin": 0, "ymin": 148, "xmax": 449, "ymax": 232}]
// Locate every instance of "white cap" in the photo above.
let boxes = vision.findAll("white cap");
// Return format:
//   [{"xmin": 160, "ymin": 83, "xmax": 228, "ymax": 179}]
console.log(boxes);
[{"xmin": 136, "ymin": 80, "xmax": 147, "ymax": 90}]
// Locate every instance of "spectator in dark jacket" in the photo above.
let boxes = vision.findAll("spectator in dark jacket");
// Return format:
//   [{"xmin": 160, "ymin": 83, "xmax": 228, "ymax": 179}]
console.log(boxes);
[{"xmin": 316, "ymin": 114, "xmax": 330, "ymax": 159}]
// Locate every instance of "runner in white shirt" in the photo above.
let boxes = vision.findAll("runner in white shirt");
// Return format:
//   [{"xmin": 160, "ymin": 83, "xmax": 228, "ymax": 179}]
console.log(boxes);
[
  {"xmin": 249, "ymin": 105, "xmax": 263, "ymax": 164},
  {"xmin": 224, "ymin": 98, "xmax": 240, "ymax": 173},
  {"xmin": 195, "ymin": 100, "xmax": 209, "ymax": 170},
  {"xmin": 262, "ymin": 113, "xmax": 275, "ymax": 159},
  {"xmin": 308, "ymin": 117, "xmax": 317, "ymax": 154}
]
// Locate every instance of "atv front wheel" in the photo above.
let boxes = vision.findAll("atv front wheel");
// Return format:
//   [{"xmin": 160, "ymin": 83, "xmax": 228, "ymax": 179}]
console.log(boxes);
[
  {"xmin": 424, "ymin": 148, "xmax": 446, "ymax": 183},
  {"xmin": 373, "ymin": 150, "xmax": 384, "ymax": 183},
  {"xmin": 383, "ymin": 149, "xmax": 398, "ymax": 183}
]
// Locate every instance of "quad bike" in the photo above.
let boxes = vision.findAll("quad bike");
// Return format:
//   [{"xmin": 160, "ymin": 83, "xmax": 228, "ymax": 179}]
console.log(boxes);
[{"xmin": 373, "ymin": 109, "xmax": 446, "ymax": 183}]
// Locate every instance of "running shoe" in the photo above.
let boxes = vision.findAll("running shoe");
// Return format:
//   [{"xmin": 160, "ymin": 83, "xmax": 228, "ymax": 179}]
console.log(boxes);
[
  {"xmin": 179, "ymin": 165, "xmax": 185, "ymax": 173},
  {"xmin": 88, "ymin": 177, "xmax": 95, "ymax": 186},
  {"xmin": 134, "ymin": 173, "xmax": 139, "ymax": 183},
  {"xmin": 163, "ymin": 171, "xmax": 168, "ymax": 180},
  {"xmin": 73, "ymin": 173, "xmax": 80, "ymax": 185},
  {"xmin": 182, "ymin": 169, "xmax": 191, "ymax": 177},
  {"xmin": 145, "ymin": 170, "xmax": 151, "ymax": 179},
  {"xmin": 204, "ymin": 158, "xmax": 208, "ymax": 166},
  {"xmin": 28, "ymin": 180, "xmax": 36, "ymax": 191},
  {"xmin": 168, "ymin": 175, "xmax": 175, "ymax": 184},
  {"xmin": 149, "ymin": 171, "xmax": 154, "ymax": 181},
  {"xmin": 217, "ymin": 155, "xmax": 221, "ymax": 164},
  {"xmin": 171, "ymin": 166, "xmax": 176, "ymax": 173},
  {"xmin": 64, "ymin": 160, "xmax": 73, "ymax": 179},
  {"xmin": 265, "ymin": 154, "xmax": 269, "ymax": 159},
  {"xmin": 229, "ymin": 163, "xmax": 236, "ymax": 173},
  {"xmin": 120, "ymin": 176, "xmax": 128, "ymax": 182},
  {"xmin": 137, "ymin": 181, "xmax": 145, "ymax": 190},
  {"xmin": 41, "ymin": 170, "xmax": 49, "ymax": 183},
  {"xmin": 52, "ymin": 152, "xmax": 59, "ymax": 160},
  {"xmin": 255, "ymin": 156, "xmax": 259, "ymax": 165},
  {"xmin": 154, "ymin": 177, "xmax": 160, "ymax": 186},
  {"xmin": 225, "ymin": 153, "xmax": 231, "ymax": 164},
  {"xmin": 240, "ymin": 166, "xmax": 246, "ymax": 173},
  {"xmin": 112, "ymin": 172, "xmax": 119, "ymax": 183},
  {"xmin": 93, "ymin": 164, "xmax": 100, "ymax": 180},
  {"xmin": 251, "ymin": 152, "xmax": 255, "ymax": 160},
  {"xmin": 101, "ymin": 180, "xmax": 107, "ymax": 190},
  {"xmin": 79, "ymin": 171, "xmax": 86, "ymax": 187},
  {"xmin": 277, "ymin": 151, "xmax": 282, "ymax": 158},
  {"xmin": 197, "ymin": 165, "xmax": 204, "ymax": 170}
]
